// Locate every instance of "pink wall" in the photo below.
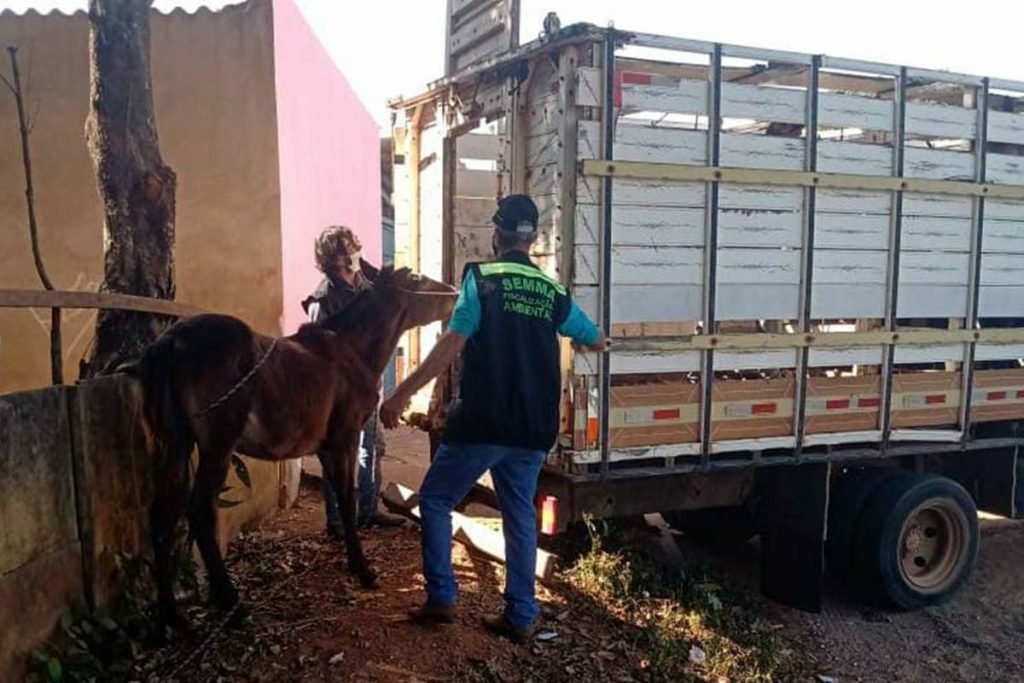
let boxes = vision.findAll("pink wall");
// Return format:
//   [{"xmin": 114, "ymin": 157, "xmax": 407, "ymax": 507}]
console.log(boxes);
[{"xmin": 272, "ymin": 0, "xmax": 381, "ymax": 333}]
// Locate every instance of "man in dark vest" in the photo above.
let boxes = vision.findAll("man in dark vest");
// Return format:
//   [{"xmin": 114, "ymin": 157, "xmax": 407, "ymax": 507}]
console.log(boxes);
[
  {"xmin": 380, "ymin": 195, "xmax": 607, "ymax": 642},
  {"xmin": 302, "ymin": 225, "xmax": 406, "ymax": 533}
]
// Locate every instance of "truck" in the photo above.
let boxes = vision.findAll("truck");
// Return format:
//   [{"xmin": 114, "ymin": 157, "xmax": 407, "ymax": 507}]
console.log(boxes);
[{"xmin": 389, "ymin": 1, "xmax": 1024, "ymax": 612}]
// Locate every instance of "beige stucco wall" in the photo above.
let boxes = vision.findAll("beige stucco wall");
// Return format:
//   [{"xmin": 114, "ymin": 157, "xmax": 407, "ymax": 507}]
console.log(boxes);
[{"xmin": 0, "ymin": 0, "xmax": 282, "ymax": 394}]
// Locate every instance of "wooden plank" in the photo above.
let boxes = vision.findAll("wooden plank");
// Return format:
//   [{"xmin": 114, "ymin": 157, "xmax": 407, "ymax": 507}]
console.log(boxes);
[
  {"xmin": 721, "ymin": 82, "xmax": 806, "ymax": 125},
  {"xmin": 814, "ymin": 212, "xmax": 889, "ymax": 250},
  {"xmin": 608, "ymin": 205, "xmax": 706, "ymax": 246},
  {"xmin": 621, "ymin": 79, "xmax": 708, "ymax": 115},
  {"xmin": 719, "ymin": 189, "xmax": 803, "ymax": 248},
  {"xmin": 988, "ymin": 110, "xmax": 1024, "ymax": 145},
  {"xmin": 0, "ymin": 289, "xmax": 202, "ymax": 317},
  {"xmin": 903, "ymin": 193, "xmax": 974, "ymax": 218},
  {"xmin": 580, "ymin": 159, "xmax": 1024, "ymax": 200},
  {"xmin": 818, "ymin": 140, "xmax": 893, "ymax": 176},
  {"xmin": 986, "ymin": 199, "xmax": 1024, "ymax": 221},
  {"xmin": 891, "ymin": 372, "xmax": 961, "ymax": 428},
  {"xmin": 578, "ymin": 177, "xmax": 704, "ymax": 208},
  {"xmin": 816, "ymin": 189, "xmax": 891, "ymax": 214},
  {"xmin": 987, "ymin": 153, "xmax": 1024, "ymax": 186},
  {"xmin": 382, "ymin": 482, "xmax": 556, "ymax": 582},
  {"xmin": 904, "ymin": 147, "xmax": 975, "ymax": 181},
  {"xmin": 449, "ymin": 1, "xmax": 511, "ymax": 56},
  {"xmin": 894, "ymin": 344, "xmax": 964, "ymax": 364},
  {"xmin": 808, "ymin": 346, "xmax": 884, "ymax": 367},
  {"xmin": 905, "ymin": 101, "xmax": 976, "ymax": 139},
  {"xmin": 901, "ymin": 215, "xmax": 972, "ymax": 252},
  {"xmin": 577, "ymin": 67, "xmax": 602, "ymax": 108},
  {"xmin": 804, "ymin": 375, "xmax": 882, "ymax": 435},
  {"xmin": 586, "ymin": 121, "xmax": 707, "ymax": 166},
  {"xmin": 455, "ymin": 168, "xmax": 498, "ymax": 198},
  {"xmin": 979, "ymin": 286, "xmax": 1024, "ymax": 317},
  {"xmin": 819, "ymin": 91, "xmax": 893, "ymax": 131},
  {"xmin": 720, "ymin": 133, "xmax": 804, "ymax": 171},
  {"xmin": 453, "ymin": 196, "xmax": 494, "ymax": 228},
  {"xmin": 982, "ymin": 217, "xmax": 1024, "ymax": 254},
  {"xmin": 976, "ymin": 344, "xmax": 1024, "ymax": 361},
  {"xmin": 980, "ymin": 253, "xmax": 1024, "ymax": 285},
  {"xmin": 457, "ymin": 133, "xmax": 502, "ymax": 160},
  {"xmin": 526, "ymin": 93, "xmax": 561, "ymax": 137}
]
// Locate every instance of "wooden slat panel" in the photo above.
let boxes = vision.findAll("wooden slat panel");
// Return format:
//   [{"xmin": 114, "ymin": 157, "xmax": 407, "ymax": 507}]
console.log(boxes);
[
  {"xmin": 449, "ymin": 1, "xmax": 511, "ymax": 57},
  {"xmin": 901, "ymin": 215, "xmax": 972, "ymax": 252},
  {"xmin": 815, "ymin": 212, "xmax": 889, "ymax": 250},
  {"xmin": 972, "ymin": 368, "xmax": 1024, "ymax": 422},
  {"xmin": 580, "ymin": 178, "xmax": 705, "ymax": 208},
  {"xmin": 720, "ymin": 133, "xmax": 804, "ymax": 171},
  {"xmin": 526, "ymin": 163, "xmax": 559, "ymax": 197},
  {"xmin": 712, "ymin": 376, "xmax": 794, "ymax": 440},
  {"xmin": 716, "ymin": 349, "xmax": 798, "ymax": 370},
  {"xmin": 805, "ymin": 375, "xmax": 882, "ymax": 434},
  {"xmin": 621, "ymin": 79, "xmax": 708, "ymax": 115},
  {"xmin": 903, "ymin": 193, "xmax": 974, "ymax": 218},
  {"xmin": 527, "ymin": 93, "xmax": 561, "ymax": 136},
  {"xmin": 573, "ymin": 345, "xmax": 702, "ymax": 375},
  {"xmin": 457, "ymin": 133, "xmax": 502, "ymax": 160},
  {"xmin": 720, "ymin": 191, "xmax": 803, "ymax": 248},
  {"xmin": 891, "ymin": 372, "xmax": 961, "ymax": 428},
  {"xmin": 819, "ymin": 91, "xmax": 893, "ymax": 131},
  {"xmin": 585, "ymin": 121, "xmax": 706, "ymax": 165},
  {"xmin": 905, "ymin": 102, "xmax": 977, "ymax": 139},
  {"xmin": 897, "ymin": 252, "xmax": 969, "ymax": 317},
  {"xmin": 818, "ymin": 140, "xmax": 893, "ymax": 176},
  {"xmin": 813, "ymin": 249, "xmax": 888, "ymax": 283},
  {"xmin": 610, "ymin": 205, "xmax": 706, "ymax": 246},
  {"xmin": 979, "ymin": 286, "xmax": 1024, "ymax": 317},
  {"xmin": 975, "ymin": 344, "xmax": 1024, "ymax": 361},
  {"xmin": 808, "ymin": 346, "xmax": 884, "ymax": 367},
  {"xmin": 455, "ymin": 168, "xmax": 499, "ymax": 198},
  {"xmin": 577, "ymin": 67, "xmax": 603, "ymax": 108},
  {"xmin": 979, "ymin": 253, "xmax": 1024, "ymax": 285},
  {"xmin": 982, "ymin": 217, "xmax": 1024, "ymax": 254},
  {"xmin": 987, "ymin": 153, "xmax": 1024, "ymax": 186},
  {"xmin": 721, "ymin": 185, "xmax": 803, "ymax": 211},
  {"xmin": 453, "ymin": 197, "xmax": 493, "ymax": 228},
  {"xmin": 989, "ymin": 110, "xmax": 1024, "ymax": 146},
  {"xmin": 986, "ymin": 199, "xmax": 1024, "ymax": 221},
  {"xmin": 721, "ymin": 82, "xmax": 806, "ymax": 125},
  {"xmin": 718, "ymin": 247, "xmax": 801, "ymax": 284},
  {"xmin": 904, "ymin": 147, "xmax": 975, "ymax": 181},
  {"xmin": 816, "ymin": 189, "xmax": 891, "ymax": 214},
  {"xmin": 717, "ymin": 248, "xmax": 802, "ymax": 321},
  {"xmin": 812, "ymin": 249, "xmax": 888, "ymax": 318},
  {"xmin": 894, "ymin": 344, "xmax": 964, "ymax": 363}
]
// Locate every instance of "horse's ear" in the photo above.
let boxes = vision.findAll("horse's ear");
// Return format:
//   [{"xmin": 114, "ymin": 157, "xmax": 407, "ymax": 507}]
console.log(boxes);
[{"xmin": 360, "ymin": 258, "xmax": 381, "ymax": 283}]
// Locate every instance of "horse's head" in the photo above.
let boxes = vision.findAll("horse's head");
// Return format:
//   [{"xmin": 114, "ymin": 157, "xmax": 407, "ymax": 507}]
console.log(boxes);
[{"xmin": 378, "ymin": 267, "xmax": 458, "ymax": 330}]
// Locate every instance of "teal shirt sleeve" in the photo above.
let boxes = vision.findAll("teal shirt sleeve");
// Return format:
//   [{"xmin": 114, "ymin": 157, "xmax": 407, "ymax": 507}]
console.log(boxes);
[
  {"xmin": 448, "ymin": 270, "xmax": 481, "ymax": 337},
  {"xmin": 558, "ymin": 299, "xmax": 600, "ymax": 345}
]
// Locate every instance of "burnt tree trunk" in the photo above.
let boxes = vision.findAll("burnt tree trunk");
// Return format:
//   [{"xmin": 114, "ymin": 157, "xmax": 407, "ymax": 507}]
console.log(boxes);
[{"xmin": 82, "ymin": 0, "xmax": 176, "ymax": 377}]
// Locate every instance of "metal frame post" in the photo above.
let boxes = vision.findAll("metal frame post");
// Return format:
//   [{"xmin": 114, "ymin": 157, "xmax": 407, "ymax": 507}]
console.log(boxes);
[
  {"xmin": 793, "ymin": 55, "xmax": 821, "ymax": 456},
  {"xmin": 959, "ymin": 78, "xmax": 990, "ymax": 437},
  {"xmin": 879, "ymin": 67, "xmax": 908, "ymax": 451},
  {"xmin": 699, "ymin": 44, "xmax": 724, "ymax": 467},
  {"xmin": 598, "ymin": 31, "xmax": 617, "ymax": 478}
]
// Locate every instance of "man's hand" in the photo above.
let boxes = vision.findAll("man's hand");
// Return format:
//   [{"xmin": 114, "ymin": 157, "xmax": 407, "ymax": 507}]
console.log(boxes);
[{"xmin": 380, "ymin": 391, "xmax": 409, "ymax": 429}]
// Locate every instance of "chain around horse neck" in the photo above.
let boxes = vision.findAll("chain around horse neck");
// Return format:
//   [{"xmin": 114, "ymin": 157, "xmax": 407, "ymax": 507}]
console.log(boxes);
[{"xmin": 193, "ymin": 337, "xmax": 279, "ymax": 418}]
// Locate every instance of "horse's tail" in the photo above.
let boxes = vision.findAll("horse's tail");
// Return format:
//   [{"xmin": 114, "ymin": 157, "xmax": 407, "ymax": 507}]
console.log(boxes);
[{"xmin": 137, "ymin": 333, "xmax": 194, "ymax": 465}]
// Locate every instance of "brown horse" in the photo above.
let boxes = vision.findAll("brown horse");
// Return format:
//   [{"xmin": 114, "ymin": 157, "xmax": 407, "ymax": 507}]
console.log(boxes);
[{"xmin": 128, "ymin": 265, "xmax": 455, "ymax": 629}]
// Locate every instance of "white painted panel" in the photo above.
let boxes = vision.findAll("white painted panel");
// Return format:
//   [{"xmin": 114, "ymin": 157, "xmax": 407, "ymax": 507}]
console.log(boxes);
[
  {"xmin": 979, "ymin": 286, "xmax": 1024, "ymax": 317},
  {"xmin": 600, "ymin": 121, "xmax": 708, "ymax": 165},
  {"xmin": 457, "ymin": 133, "xmax": 501, "ymax": 160},
  {"xmin": 898, "ymin": 285, "xmax": 968, "ymax": 317},
  {"xmin": 899, "ymin": 251, "xmax": 970, "ymax": 284},
  {"xmin": 817, "ymin": 189, "xmax": 891, "ymax": 214},
  {"xmin": 976, "ymin": 344, "xmax": 1024, "ymax": 361},
  {"xmin": 819, "ymin": 189, "xmax": 892, "ymax": 214},
  {"xmin": 904, "ymin": 147, "xmax": 975, "ymax": 181},
  {"xmin": 718, "ymin": 283, "xmax": 800, "ymax": 321},
  {"xmin": 577, "ymin": 67, "xmax": 603, "ymax": 108},
  {"xmin": 610, "ymin": 246, "xmax": 704, "ymax": 284},
  {"xmin": 527, "ymin": 130, "xmax": 561, "ymax": 167},
  {"xmin": 980, "ymin": 253, "xmax": 1024, "ymax": 285},
  {"xmin": 815, "ymin": 212, "xmax": 889, "ymax": 250},
  {"xmin": 527, "ymin": 163, "xmax": 559, "ymax": 197},
  {"xmin": 901, "ymin": 215, "xmax": 972, "ymax": 252},
  {"xmin": 812, "ymin": 284, "xmax": 887, "ymax": 318},
  {"xmin": 982, "ymin": 218, "xmax": 1024, "ymax": 254},
  {"xmin": 717, "ymin": 247, "xmax": 801, "ymax": 284},
  {"xmin": 527, "ymin": 93, "xmax": 561, "ymax": 136},
  {"xmin": 987, "ymin": 153, "xmax": 1024, "ymax": 186},
  {"xmin": 809, "ymin": 346, "xmax": 884, "ymax": 367},
  {"xmin": 574, "ymin": 348, "xmax": 702, "ymax": 375},
  {"xmin": 989, "ymin": 111, "xmax": 1024, "ymax": 146},
  {"xmin": 573, "ymin": 244, "xmax": 600, "ymax": 285},
  {"xmin": 986, "ymin": 199, "xmax": 1024, "ymax": 221},
  {"xmin": 720, "ymin": 133, "xmax": 804, "ymax": 170},
  {"xmin": 575, "ymin": 203, "xmax": 600, "ymax": 245},
  {"xmin": 814, "ymin": 249, "xmax": 888, "ymax": 283},
  {"xmin": 574, "ymin": 284, "xmax": 598, "ymax": 320},
  {"xmin": 621, "ymin": 79, "xmax": 708, "ymax": 115},
  {"xmin": 905, "ymin": 102, "xmax": 977, "ymax": 139},
  {"xmin": 590, "ymin": 179, "xmax": 705, "ymax": 208},
  {"xmin": 720, "ymin": 185, "xmax": 803, "ymax": 212},
  {"xmin": 717, "ymin": 349, "xmax": 798, "ymax": 370},
  {"xmin": 719, "ymin": 200, "xmax": 803, "ymax": 248},
  {"xmin": 903, "ymin": 194, "xmax": 974, "ymax": 218},
  {"xmin": 819, "ymin": 91, "xmax": 893, "ymax": 131},
  {"xmin": 612, "ymin": 284, "xmax": 705, "ymax": 323},
  {"xmin": 894, "ymin": 344, "xmax": 964, "ymax": 364},
  {"xmin": 819, "ymin": 140, "xmax": 893, "ymax": 176},
  {"xmin": 721, "ymin": 82, "xmax": 806, "ymax": 125},
  {"xmin": 612, "ymin": 205, "xmax": 706, "ymax": 246}
]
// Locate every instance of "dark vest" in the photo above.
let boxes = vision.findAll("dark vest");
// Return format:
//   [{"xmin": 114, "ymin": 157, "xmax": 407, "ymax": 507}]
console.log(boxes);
[{"xmin": 444, "ymin": 252, "xmax": 571, "ymax": 451}]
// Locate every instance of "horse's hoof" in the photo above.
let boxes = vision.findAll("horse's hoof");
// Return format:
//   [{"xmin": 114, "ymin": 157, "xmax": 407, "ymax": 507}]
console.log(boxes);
[{"xmin": 358, "ymin": 570, "xmax": 379, "ymax": 589}]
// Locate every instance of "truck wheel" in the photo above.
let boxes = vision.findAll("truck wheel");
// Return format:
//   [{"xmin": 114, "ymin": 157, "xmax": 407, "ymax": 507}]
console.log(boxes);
[
  {"xmin": 852, "ymin": 473, "xmax": 979, "ymax": 609},
  {"xmin": 826, "ymin": 467, "xmax": 909, "ymax": 585},
  {"xmin": 662, "ymin": 506, "xmax": 757, "ymax": 548}
]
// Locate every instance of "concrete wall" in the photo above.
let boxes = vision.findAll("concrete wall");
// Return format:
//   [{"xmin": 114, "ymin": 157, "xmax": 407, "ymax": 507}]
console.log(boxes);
[
  {"xmin": 0, "ymin": 0, "xmax": 283, "ymax": 393},
  {"xmin": 272, "ymin": 0, "xmax": 381, "ymax": 335},
  {"xmin": 0, "ymin": 376, "xmax": 282, "ymax": 679}
]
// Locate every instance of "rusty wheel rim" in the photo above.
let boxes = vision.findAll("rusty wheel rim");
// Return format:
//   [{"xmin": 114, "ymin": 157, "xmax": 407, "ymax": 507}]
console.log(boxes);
[{"xmin": 897, "ymin": 498, "xmax": 968, "ymax": 593}]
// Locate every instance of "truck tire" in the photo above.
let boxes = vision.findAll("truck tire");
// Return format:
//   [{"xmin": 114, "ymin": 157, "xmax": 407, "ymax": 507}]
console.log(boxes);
[
  {"xmin": 662, "ymin": 506, "xmax": 758, "ymax": 548},
  {"xmin": 851, "ymin": 473, "xmax": 979, "ymax": 609},
  {"xmin": 826, "ymin": 467, "xmax": 910, "ymax": 585}
]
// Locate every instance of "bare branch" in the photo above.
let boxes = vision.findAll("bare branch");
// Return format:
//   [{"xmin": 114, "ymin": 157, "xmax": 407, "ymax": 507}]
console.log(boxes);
[{"xmin": 0, "ymin": 71, "xmax": 14, "ymax": 96}]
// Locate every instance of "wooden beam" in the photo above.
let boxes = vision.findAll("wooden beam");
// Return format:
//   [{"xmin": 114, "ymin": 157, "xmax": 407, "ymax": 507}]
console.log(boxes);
[
  {"xmin": 0, "ymin": 288, "xmax": 202, "ymax": 317},
  {"xmin": 382, "ymin": 482, "xmax": 557, "ymax": 583},
  {"xmin": 581, "ymin": 159, "xmax": 1024, "ymax": 200}
]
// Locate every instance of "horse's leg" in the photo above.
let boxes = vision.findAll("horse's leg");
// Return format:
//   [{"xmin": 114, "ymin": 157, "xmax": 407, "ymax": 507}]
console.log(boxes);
[
  {"xmin": 150, "ymin": 448, "xmax": 191, "ymax": 633},
  {"xmin": 189, "ymin": 433, "xmax": 239, "ymax": 610},
  {"xmin": 326, "ymin": 428, "xmax": 378, "ymax": 588}
]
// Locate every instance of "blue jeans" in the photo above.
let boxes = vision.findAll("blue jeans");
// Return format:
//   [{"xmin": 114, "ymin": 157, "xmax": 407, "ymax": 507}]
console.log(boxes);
[
  {"xmin": 419, "ymin": 441, "xmax": 545, "ymax": 630},
  {"xmin": 323, "ymin": 414, "xmax": 381, "ymax": 525}
]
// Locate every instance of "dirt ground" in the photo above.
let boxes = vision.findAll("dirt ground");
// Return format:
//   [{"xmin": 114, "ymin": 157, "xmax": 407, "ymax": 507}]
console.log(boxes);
[{"xmin": 126, "ymin": 430, "xmax": 1024, "ymax": 682}]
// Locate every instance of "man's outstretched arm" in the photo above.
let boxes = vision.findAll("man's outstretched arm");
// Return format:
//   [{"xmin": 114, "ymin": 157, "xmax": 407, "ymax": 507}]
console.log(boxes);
[{"xmin": 380, "ymin": 331, "xmax": 467, "ymax": 428}]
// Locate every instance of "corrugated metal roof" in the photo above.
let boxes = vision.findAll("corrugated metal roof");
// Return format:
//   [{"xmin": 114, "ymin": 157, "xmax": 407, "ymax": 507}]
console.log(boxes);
[{"xmin": 0, "ymin": 0, "xmax": 254, "ymax": 20}]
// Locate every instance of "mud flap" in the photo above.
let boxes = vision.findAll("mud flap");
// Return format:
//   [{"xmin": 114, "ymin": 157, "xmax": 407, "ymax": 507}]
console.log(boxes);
[{"xmin": 755, "ymin": 462, "xmax": 830, "ymax": 612}]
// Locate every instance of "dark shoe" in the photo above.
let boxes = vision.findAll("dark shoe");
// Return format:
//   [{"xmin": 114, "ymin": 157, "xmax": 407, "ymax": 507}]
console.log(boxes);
[
  {"xmin": 482, "ymin": 614, "xmax": 535, "ymax": 644},
  {"xmin": 326, "ymin": 522, "xmax": 345, "ymax": 540},
  {"xmin": 408, "ymin": 601, "xmax": 456, "ymax": 624},
  {"xmin": 358, "ymin": 511, "xmax": 407, "ymax": 529}
]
